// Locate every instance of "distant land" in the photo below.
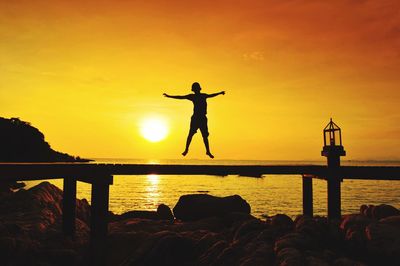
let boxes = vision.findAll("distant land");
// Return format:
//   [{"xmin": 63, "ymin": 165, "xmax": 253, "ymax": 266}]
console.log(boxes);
[{"xmin": 0, "ymin": 117, "xmax": 90, "ymax": 162}]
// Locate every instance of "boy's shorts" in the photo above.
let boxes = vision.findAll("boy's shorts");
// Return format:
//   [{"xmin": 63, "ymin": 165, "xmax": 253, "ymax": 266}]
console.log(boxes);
[{"xmin": 189, "ymin": 115, "xmax": 209, "ymax": 137}]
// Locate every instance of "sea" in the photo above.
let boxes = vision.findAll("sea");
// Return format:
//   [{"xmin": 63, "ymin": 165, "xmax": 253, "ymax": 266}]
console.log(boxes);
[{"xmin": 24, "ymin": 159, "xmax": 400, "ymax": 219}]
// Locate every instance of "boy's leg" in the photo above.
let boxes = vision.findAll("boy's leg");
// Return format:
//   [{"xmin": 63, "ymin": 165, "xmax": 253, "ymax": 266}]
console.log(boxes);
[
  {"xmin": 200, "ymin": 118, "xmax": 214, "ymax": 159},
  {"xmin": 182, "ymin": 131, "xmax": 195, "ymax": 156},
  {"xmin": 183, "ymin": 117, "xmax": 197, "ymax": 156},
  {"xmin": 202, "ymin": 137, "xmax": 214, "ymax": 159}
]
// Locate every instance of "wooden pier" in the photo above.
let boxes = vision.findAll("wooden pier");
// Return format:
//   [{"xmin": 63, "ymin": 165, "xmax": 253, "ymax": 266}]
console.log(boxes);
[
  {"xmin": 1, "ymin": 163, "xmax": 400, "ymax": 234},
  {"xmin": 1, "ymin": 162, "xmax": 400, "ymax": 263}
]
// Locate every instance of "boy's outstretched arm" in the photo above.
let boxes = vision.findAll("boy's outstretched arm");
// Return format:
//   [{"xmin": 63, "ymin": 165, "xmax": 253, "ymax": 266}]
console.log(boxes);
[
  {"xmin": 207, "ymin": 91, "xmax": 225, "ymax": 98},
  {"xmin": 163, "ymin": 93, "xmax": 190, "ymax": 99}
]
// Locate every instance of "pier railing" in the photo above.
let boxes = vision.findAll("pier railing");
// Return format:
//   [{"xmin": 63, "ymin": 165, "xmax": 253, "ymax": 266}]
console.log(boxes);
[{"xmin": 1, "ymin": 163, "xmax": 400, "ymax": 262}]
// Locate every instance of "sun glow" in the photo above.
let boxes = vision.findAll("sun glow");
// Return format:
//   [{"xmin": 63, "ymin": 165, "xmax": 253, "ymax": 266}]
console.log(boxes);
[{"xmin": 140, "ymin": 117, "xmax": 168, "ymax": 142}]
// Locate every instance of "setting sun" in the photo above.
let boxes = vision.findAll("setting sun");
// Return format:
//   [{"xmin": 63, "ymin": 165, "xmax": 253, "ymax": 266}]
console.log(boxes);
[{"xmin": 140, "ymin": 118, "xmax": 168, "ymax": 142}]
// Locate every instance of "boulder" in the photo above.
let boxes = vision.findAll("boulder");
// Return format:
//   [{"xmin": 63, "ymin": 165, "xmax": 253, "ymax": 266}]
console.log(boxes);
[
  {"xmin": 117, "ymin": 204, "xmax": 174, "ymax": 221},
  {"xmin": 0, "ymin": 181, "xmax": 91, "ymax": 238},
  {"xmin": 119, "ymin": 210, "xmax": 159, "ymax": 220},
  {"xmin": 240, "ymin": 242, "xmax": 275, "ymax": 266},
  {"xmin": 365, "ymin": 222, "xmax": 400, "ymax": 244},
  {"xmin": 360, "ymin": 204, "xmax": 400, "ymax": 220},
  {"xmin": 157, "ymin": 204, "xmax": 174, "ymax": 221},
  {"xmin": 340, "ymin": 214, "xmax": 372, "ymax": 232},
  {"xmin": 295, "ymin": 216, "xmax": 327, "ymax": 239},
  {"xmin": 195, "ymin": 232, "xmax": 222, "ymax": 255},
  {"xmin": 269, "ymin": 214, "xmax": 294, "ymax": 230},
  {"xmin": 142, "ymin": 233, "xmax": 196, "ymax": 265},
  {"xmin": 306, "ymin": 256, "xmax": 329, "ymax": 266},
  {"xmin": 197, "ymin": 240, "xmax": 229, "ymax": 265},
  {"xmin": 214, "ymin": 244, "xmax": 244, "ymax": 266},
  {"xmin": 276, "ymin": 247, "xmax": 304, "ymax": 266},
  {"xmin": 372, "ymin": 204, "xmax": 400, "ymax": 220},
  {"xmin": 365, "ymin": 222, "xmax": 400, "ymax": 264},
  {"xmin": 274, "ymin": 232, "xmax": 315, "ymax": 253},
  {"xmin": 333, "ymin": 257, "xmax": 366, "ymax": 266},
  {"xmin": 380, "ymin": 215, "xmax": 400, "ymax": 227},
  {"xmin": 233, "ymin": 219, "xmax": 267, "ymax": 241},
  {"xmin": 173, "ymin": 194, "xmax": 250, "ymax": 222}
]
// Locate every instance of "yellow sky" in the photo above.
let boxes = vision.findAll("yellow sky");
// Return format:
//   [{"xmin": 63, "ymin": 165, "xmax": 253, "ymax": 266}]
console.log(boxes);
[{"xmin": 1, "ymin": 0, "xmax": 399, "ymax": 160}]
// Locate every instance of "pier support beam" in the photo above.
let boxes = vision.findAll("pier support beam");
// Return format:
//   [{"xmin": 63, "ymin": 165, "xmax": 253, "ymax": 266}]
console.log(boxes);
[
  {"xmin": 91, "ymin": 178, "xmax": 111, "ymax": 241},
  {"xmin": 327, "ymin": 175, "xmax": 341, "ymax": 220},
  {"xmin": 90, "ymin": 176, "xmax": 113, "ymax": 265},
  {"xmin": 302, "ymin": 175, "xmax": 313, "ymax": 217},
  {"xmin": 325, "ymin": 153, "xmax": 344, "ymax": 220},
  {"xmin": 62, "ymin": 177, "xmax": 77, "ymax": 237}
]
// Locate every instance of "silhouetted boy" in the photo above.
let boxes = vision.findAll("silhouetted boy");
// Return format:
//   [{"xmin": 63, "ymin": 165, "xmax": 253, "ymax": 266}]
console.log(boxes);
[{"xmin": 163, "ymin": 82, "xmax": 225, "ymax": 158}]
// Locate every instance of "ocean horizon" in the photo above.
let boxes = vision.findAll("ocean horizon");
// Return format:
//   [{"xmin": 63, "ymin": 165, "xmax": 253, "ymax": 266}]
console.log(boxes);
[{"xmin": 25, "ymin": 158, "xmax": 400, "ymax": 218}]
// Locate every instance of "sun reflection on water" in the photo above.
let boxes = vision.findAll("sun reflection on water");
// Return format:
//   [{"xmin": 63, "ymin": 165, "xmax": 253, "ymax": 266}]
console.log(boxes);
[
  {"xmin": 147, "ymin": 174, "xmax": 160, "ymax": 185},
  {"xmin": 144, "ymin": 174, "xmax": 160, "ymax": 208}
]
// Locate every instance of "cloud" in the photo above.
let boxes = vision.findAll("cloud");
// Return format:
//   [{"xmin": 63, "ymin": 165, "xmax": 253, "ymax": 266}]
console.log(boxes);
[{"xmin": 243, "ymin": 51, "xmax": 265, "ymax": 61}]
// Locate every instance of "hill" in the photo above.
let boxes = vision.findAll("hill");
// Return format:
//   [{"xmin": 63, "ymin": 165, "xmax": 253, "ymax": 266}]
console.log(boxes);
[{"xmin": 0, "ymin": 117, "xmax": 89, "ymax": 162}]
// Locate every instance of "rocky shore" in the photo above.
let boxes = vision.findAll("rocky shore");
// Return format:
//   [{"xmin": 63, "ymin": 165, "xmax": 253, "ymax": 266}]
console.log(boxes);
[{"xmin": 1, "ymin": 182, "xmax": 399, "ymax": 266}]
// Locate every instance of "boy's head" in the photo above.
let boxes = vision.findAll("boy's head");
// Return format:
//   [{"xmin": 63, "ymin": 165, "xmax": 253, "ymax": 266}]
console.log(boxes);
[{"xmin": 191, "ymin": 82, "xmax": 201, "ymax": 93}]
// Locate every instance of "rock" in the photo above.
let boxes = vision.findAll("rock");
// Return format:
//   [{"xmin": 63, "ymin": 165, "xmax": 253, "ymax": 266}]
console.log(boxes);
[
  {"xmin": 344, "ymin": 227, "xmax": 366, "ymax": 247},
  {"xmin": 360, "ymin": 205, "xmax": 369, "ymax": 217},
  {"xmin": 240, "ymin": 242, "xmax": 275, "ymax": 266},
  {"xmin": 327, "ymin": 220, "xmax": 345, "ymax": 245},
  {"xmin": 222, "ymin": 212, "xmax": 257, "ymax": 229},
  {"xmin": 0, "ymin": 237, "xmax": 17, "ymax": 256},
  {"xmin": 322, "ymin": 249, "xmax": 337, "ymax": 263},
  {"xmin": 233, "ymin": 219, "xmax": 267, "ymax": 241},
  {"xmin": 255, "ymin": 228, "xmax": 280, "ymax": 242},
  {"xmin": 333, "ymin": 257, "xmax": 366, "ymax": 266},
  {"xmin": 76, "ymin": 198, "xmax": 91, "ymax": 224},
  {"xmin": 295, "ymin": 216, "xmax": 328, "ymax": 241},
  {"xmin": 157, "ymin": 204, "xmax": 174, "ymax": 221},
  {"xmin": 365, "ymin": 222, "xmax": 400, "ymax": 242},
  {"xmin": 0, "ymin": 181, "xmax": 91, "ymax": 248},
  {"xmin": 240, "ymin": 256, "xmax": 272, "ymax": 266},
  {"xmin": 136, "ymin": 232, "xmax": 196, "ymax": 265},
  {"xmin": 0, "ymin": 236, "xmax": 40, "ymax": 264},
  {"xmin": 306, "ymin": 256, "xmax": 329, "ymax": 266},
  {"xmin": 380, "ymin": 215, "xmax": 400, "ymax": 227},
  {"xmin": 116, "ymin": 204, "xmax": 173, "ymax": 222},
  {"xmin": 173, "ymin": 194, "xmax": 250, "ymax": 222},
  {"xmin": 0, "ymin": 181, "xmax": 26, "ymax": 196},
  {"xmin": 269, "ymin": 214, "xmax": 294, "ymax": 230},
  {"xmin": 372, "ymin": 204, "xmax": 400, "ymax": 220},
  {"xmin": 195, "ymin": 232, "xmax": 222, "ymax": 255},
  {"xmin": 119, "ymin": 210, "xmax": 159, "ymax": 220},
  {"xmin": 360, "ymin": 204, "xmax": 400, "ymax": 220},
  {"xmin": 276, "ymin": 247, "xmax": 304, "ymax": 266},
  {"xmin": 36, "ymin": 249, "xmax": 78, "ymax": 266},
  {"xmin": 198, "ymin": 240, "xmax": 229, "ymax": 266},
  {"xmin": 340, "ymin": 214, "xmax": 372, "ymax": 232},
  {"xmin": 365, "ymin": 222, "xmax": 400, "ymax": 264},
  {"xmin": 274, "ymin": 232, "xmax": 315, "ymax": 254},
  {"xmin": 214, "ymin": 244, "xmax": 244, "ymax": 266},
  {"xmin": 175, "ymin": 216, "xmax": 225, "ymax": 232}
]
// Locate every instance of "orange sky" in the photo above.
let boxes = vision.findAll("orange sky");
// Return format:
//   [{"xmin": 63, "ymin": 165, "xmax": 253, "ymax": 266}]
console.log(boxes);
[{"xmin": 1, "ymin": 0, "xmax": 399, "ymax": 160}]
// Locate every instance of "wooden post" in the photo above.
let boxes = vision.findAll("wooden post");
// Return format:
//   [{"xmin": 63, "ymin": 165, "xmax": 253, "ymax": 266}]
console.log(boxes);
[
  {"xmin": 327, "ymin": 155, "xmax": 341, "ymax": 220},
  {"xmin": 327, "ymin": 174, "xmax": 341, "ymax": 220},
  {"xmin": 62, "ymin": 177, "xmax": 77, "ymax": 237},
  {"xmin": 91, "ymin": 178, "xmax": 110, "ymax": 241},
  {"xmin": 90, "ymin": 176, "xmax": 112, "ymax": 265},
  {"xmin": 302, "ymin": 175, "xmax": 313, "ymax": 217}
]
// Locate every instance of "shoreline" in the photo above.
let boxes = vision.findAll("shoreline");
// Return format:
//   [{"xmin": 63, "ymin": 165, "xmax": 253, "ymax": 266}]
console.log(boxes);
[
  {"xmin": 1, "ymin": 181, "xmax": 399, "ymax": 265},
  {"xmin": 22, "ymin": 175, "xmax": 400, "ymax": 220}
]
